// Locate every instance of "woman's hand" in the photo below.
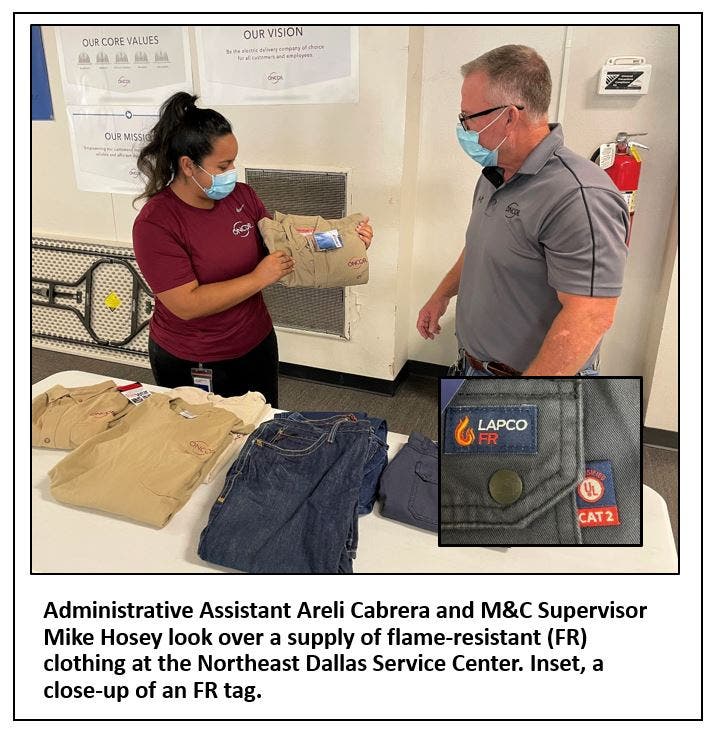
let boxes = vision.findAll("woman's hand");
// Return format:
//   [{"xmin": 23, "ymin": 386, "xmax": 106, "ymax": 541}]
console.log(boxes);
[
  {"xmin": 356, "ymin": 217, "xmax": 373, "ymax": 249},
  {"xmin": 253, "ymin": 250, "xmax": 295, "ymax": 287}
]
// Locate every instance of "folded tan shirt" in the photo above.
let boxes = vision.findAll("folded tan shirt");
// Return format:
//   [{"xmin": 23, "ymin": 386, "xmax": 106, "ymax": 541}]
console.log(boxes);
[
  {"xmin": 258, "ymin": 211, "xmax": 369, "ymax": 288},
  {"xmin": 32, "ymin": 381, "xmax": 133, "ymax": 450},
  {"xmin": 49, "ymin": 394, "xmax": 244, "ymax": 527}
]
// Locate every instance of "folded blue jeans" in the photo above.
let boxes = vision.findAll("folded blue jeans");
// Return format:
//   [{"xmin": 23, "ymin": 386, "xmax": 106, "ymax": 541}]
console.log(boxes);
[
  {"xmin": 197, "ymin": 414, "xmax": 373, "ymax": 573},
  {"xmin": 275, "ymin": 411, "xmax": 388, "ymax": 514}
]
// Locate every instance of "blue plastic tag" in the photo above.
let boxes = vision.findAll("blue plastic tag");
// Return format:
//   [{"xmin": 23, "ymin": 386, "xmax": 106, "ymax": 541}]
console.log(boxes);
[
  {"xmin": 313, "ymin": 229, "xmax": 343, "ymax": 251},
  {"xmin": 443, "ymin": 406, "xmax": 538, "ymax": 454}
]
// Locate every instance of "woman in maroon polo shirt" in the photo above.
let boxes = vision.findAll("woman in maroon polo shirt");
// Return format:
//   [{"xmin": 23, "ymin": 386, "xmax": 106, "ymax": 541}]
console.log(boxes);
[{"xmin": 133, "ymin": 92, "xmax": 373, "ymax": 404}]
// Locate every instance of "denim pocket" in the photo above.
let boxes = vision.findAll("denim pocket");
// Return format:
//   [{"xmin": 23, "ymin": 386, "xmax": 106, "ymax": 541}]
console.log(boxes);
[{"xmin": 256, "ymin": 430, "xmax": 329, "ymax": 457}]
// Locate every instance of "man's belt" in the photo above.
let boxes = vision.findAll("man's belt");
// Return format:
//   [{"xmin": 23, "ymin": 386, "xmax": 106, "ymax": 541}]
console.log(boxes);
[{"xmin": 465, "ymin": 352, "xmax": 521, "ymax": 377}]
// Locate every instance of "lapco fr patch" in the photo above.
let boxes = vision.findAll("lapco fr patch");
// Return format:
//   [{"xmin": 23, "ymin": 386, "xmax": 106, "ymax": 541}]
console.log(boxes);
[{"xmin": 443, "ymin": 406, "xmax": 538, "ymax": 454}]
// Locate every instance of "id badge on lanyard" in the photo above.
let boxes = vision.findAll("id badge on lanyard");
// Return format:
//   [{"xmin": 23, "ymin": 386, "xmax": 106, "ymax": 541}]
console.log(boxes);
[{"xmin": 191, "ymin": 366, "xmax": 213, "ymax": 393}]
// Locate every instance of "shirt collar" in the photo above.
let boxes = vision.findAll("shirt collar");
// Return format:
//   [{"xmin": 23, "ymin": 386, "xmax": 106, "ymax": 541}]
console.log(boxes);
[
  {"xmin": 517, "ymin": 123, "xmax": 563, "ymax": 175},
  {"xmin": 480, "ymin": 124, "xmax": 563, "ymax": 188},
  {"xmin": 45, "ymin": 380, "xmax": 118, "ymax": 403}
]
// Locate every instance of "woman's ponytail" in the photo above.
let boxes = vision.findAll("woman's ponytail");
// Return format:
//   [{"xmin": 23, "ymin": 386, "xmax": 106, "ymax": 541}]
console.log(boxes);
[{"xmin": 133, "ymin": 91, "xmax": 232, "ymax": 205}]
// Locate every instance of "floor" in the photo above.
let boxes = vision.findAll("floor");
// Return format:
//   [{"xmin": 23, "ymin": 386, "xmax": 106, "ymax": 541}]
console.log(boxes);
[{"xmin": 30, "ymin": 347, "xmax": 679, "ymax": 549}]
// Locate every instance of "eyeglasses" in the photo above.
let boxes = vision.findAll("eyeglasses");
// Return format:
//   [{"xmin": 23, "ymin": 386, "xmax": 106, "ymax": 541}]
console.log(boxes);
[{"xmin": 458, "ymin": 104, "xmax": 524, "ymax": 131}]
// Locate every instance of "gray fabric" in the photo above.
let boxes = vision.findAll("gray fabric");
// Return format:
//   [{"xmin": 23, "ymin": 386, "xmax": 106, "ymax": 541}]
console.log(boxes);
[
  {"xmin": 440, "ymin": 378, "xmax": 641, "ymax": 546},
  {"xmin": 579, "ymin": 378, "xmax": 641, "ymax": 545},
  {"xmin": 455, "ymin": 124, "xmax": 630, "ymax": 373}
]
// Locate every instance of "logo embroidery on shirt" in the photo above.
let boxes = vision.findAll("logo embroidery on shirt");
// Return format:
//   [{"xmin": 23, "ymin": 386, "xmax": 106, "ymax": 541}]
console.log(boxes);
[
  {"xmin": 189, "ymin": 440, "xmax": 215, "ymax": 456},
  {"xmin": 504, "ymin": 202, "xmax": 520, "ymax": 218},
  {"xmin": 235, "ymin": 204, "xmax": 245, "ymax": 213},
  {"xmin": 89, "ymin": 410, "xmax": 113, "ymax": 418},
  {"xmin": 478, "ymin": 194, "xmax": 485, "ymax": 203},
  {"xmin": 233, "ymin": 221, "xmax": 252, "ymax": 237},
  {"xmin": 347, "ymin": 257, "xmax": 367, "ymax": 268}
]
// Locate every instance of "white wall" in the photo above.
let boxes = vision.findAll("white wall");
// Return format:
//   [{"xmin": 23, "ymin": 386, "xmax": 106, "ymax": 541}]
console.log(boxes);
[
  {"xmin": 32, "ymin": 24, "xmax": 678, "ymax": 396},
  {"xmin": 645, "ymin": 259, "xmax": 678, "ymax": 431},
  {"xmin": 562, "ymin": 26, "xmax": 678, "ymax": 376}
]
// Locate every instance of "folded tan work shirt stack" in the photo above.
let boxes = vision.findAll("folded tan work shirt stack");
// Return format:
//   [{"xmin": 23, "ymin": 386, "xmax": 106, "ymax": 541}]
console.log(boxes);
[
  {"xmin": 48, "ymin": 393, "xmax": 246, "ymax": 528},
  {"xmin": 258, "ymin": 211, "xmax": 369, "ymax": 288},
  {"xmin": 32, "ymin": 380, "xmax": 134, "ymax": 450}
]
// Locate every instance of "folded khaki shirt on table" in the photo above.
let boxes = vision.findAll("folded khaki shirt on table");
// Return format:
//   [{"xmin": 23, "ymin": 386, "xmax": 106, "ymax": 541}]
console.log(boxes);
[
  {"xmin": 258, "ymin": 211, "xmax": 369, "ymax": 288},
  {"xmin": 32, "ymin": 380, "xmax": 133, "ymax": 450},
  {"xmin": 48, "ymin": 393, "xmax": 245, "ymax": 527}
]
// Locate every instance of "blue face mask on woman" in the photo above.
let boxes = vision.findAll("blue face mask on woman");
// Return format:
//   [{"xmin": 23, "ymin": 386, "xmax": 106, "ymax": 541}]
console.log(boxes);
[
  {"xmin": 456, "ymin": 106, "xmax": 509, "ymax": 168},
  {"xmin": 192, "ymin": 164, "xmax": 237, "ymax": 200}
]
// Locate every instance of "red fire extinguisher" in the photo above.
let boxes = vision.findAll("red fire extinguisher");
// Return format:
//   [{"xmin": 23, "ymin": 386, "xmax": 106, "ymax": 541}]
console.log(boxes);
[{"xmin": 591, "ymin": 132, "xmax": 648, "ymax": 245}]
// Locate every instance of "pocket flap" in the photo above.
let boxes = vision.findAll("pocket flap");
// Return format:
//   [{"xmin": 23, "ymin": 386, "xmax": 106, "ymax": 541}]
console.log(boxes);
[
  {"xmin": 415, "ymin": 460, "xmax": 437, "ymax": 484},
  {"xmin": 441, "ymin": 380, "xmax": 584, "ymax": 530}
]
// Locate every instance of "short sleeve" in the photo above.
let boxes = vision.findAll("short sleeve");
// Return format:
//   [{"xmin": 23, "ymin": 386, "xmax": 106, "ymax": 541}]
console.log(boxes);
[
  {"xmin": 247, "ymin": 185, "xmax": 271, "ymax": 221},
  {"xmin": 242, "ymin": 186, "xmax": 271, "ymax": 254},
  {"xmin": 540, "ymin": 187, "xmax": 629, "ymax": 297},
  {"xmin": 132, "ymin": 218, "xmax": 197, "ymax": 294}
]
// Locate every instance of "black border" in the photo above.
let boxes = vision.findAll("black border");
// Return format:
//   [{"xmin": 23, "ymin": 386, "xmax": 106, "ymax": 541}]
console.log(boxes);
[{"xmin": 18, "ymin": 10, "xmax": 699, "ymax": 724}]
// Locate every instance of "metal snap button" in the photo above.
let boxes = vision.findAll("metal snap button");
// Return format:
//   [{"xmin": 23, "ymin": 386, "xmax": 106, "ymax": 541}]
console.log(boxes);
[
  {"xmin": 489, "ymin": 469, "xmax": 523, "ymax": 505},
  {"xmin": 43, "ymin": 437, "xmax": 50, "ymax": 444}
]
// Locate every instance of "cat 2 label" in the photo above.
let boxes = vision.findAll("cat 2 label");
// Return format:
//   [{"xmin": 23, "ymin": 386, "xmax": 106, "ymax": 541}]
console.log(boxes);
[
  {"xmin": 443, "ymin": 406, "xmax": 537, "ymax": 454},
  {"xmin": 576, "ymin": 460, "xmax": 621, "ymax": 527}
]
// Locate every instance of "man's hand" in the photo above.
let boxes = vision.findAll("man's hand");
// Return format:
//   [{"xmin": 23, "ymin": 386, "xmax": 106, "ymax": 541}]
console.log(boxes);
[
  {"xmin": 522, "ymin": 292, "xmax": 618, "ymax": 375},
  {"xmin": 415, "ymin": 248, "xmax": 464, "ymax": 340},
  {"xmin": 416, "ymin": 294, "xmax": 451, "ymax": 340}
]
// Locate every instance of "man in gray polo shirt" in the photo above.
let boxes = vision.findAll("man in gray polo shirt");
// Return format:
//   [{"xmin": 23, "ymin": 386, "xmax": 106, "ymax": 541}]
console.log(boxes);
[{"xmin": 416, "ymin": 45, "xmax": 630, "ymax": 376}]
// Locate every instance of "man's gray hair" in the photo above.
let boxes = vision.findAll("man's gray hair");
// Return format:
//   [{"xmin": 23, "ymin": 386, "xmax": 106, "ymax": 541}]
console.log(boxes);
[{"xmin": 461, "ymin": 45, "xmax": 552, "ymax": 119}]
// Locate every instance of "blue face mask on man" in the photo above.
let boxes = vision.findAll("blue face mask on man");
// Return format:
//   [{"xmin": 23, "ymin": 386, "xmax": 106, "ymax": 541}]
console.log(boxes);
[
  {"xmin": 456, "ymin": 106, "xmax": 509, "ymax": 168},
  {"xmin": 192, "ymin": 163, "xmax": 237, "ymax": 200}
]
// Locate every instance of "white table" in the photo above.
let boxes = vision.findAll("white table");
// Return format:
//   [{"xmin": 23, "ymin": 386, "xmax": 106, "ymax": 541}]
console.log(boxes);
[{"xmin": 32, "ymin": 371, "xmax": 678, "ymax": 573}]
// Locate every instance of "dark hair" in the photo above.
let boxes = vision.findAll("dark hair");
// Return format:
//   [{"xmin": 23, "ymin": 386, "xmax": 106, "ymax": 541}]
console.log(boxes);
[{"xmin": 133, "ymin": 92, "xmax": 232, "ymax": 204}]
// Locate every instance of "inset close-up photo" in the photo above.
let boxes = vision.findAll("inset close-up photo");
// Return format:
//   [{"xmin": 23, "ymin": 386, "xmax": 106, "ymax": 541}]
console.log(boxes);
[{"xmin": 439, "ymin": 378, "xmax": 677, "ymax": 562}]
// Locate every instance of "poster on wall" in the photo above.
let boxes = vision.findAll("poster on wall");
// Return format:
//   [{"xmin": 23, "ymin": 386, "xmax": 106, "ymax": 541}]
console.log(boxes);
[
  {"xmin": 66, "ymin": 106, "xmax": 159, "ymax": 194},
  {"xmin": 195, "ymin": 26, "xmax": 359, "ymax": 105},
  {"xmin": 55, "ymin": 26, "xmax": 192, "ymax": 105},
  {"xmin": 31, "ymin": 26, "xmax": 53, "ymax": 120}
]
